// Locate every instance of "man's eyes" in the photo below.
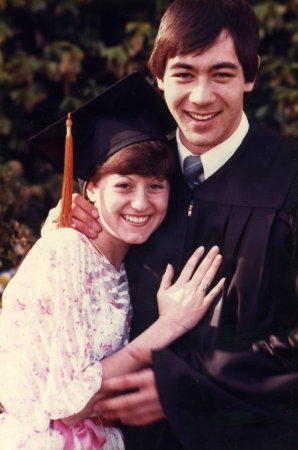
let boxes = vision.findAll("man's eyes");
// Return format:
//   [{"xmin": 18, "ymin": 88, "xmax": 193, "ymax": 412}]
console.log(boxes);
[
  {"xmin": 171, "ymin": 72, "xmax": 235, "ymax": 81},
  {"xmin": 172, "ymin": 72, "xmax": 193, "ymax": 79},
  {"xmin": 214, "ymin": 72, "xmax": 235, "ymax": 79}
]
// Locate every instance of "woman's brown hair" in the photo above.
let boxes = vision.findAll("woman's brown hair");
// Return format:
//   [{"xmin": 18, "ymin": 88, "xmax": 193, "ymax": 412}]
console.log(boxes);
[{"xmin": 88, "ymin": 140, "xmax": 176, "ymax": 186}]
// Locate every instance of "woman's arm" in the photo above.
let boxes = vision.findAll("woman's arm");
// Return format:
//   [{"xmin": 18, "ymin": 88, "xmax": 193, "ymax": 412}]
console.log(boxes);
[
  {"xmin": 63, "ymin": 246, "xmax": 224, "ymax": 425},
  {"xmin": 103, "ymin": 246, "xmax": 224, "ymax": 374},
  {"xmin": 0, "ymin": 229, "xmax": 105, "ymax": 427}
]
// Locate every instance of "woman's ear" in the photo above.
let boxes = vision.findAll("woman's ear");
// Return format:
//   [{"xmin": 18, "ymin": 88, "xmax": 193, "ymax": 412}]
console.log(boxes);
[
  {"xmin": 156, "ymin": 77, "xmax": 164, "ymax": 91},
  {"xmin": 85, "ymin": 182, "xmax": 96, "ymax": 203}
]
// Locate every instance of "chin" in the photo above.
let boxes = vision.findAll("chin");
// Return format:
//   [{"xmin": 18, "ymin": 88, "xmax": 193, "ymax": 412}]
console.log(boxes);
[{"xmin": 125, "ymin": 235, "xmax": 149, "ymax": 245}]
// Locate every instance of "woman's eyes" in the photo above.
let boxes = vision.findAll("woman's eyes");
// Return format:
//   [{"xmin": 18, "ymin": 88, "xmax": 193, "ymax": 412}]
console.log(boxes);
[
  {"xmin": 117, "ymin": 183, "xmax": 130, "ymax": 189},
  {"xmin": 115, "ymin": 183, "xmax": 164, "ymax": 190},
  {"xmin": 150, "ymin": 184, "xmax": 164, "ymax": 190}
]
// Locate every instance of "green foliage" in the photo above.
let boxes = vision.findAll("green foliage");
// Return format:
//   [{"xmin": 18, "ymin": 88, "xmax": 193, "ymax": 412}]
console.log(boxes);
[
  {"xmin": 0, "ymin": 0, "xmax": 164, "ymax": 282},
  {"xmin": 0, "ymin": 162, "xmax": 35, "ymax": 281},
  {"xmin": 249, "ymin": 0, "xmax": 298, "ymax": 136},
  {"xmin": 0, "ymin": 0, "xmax": 297, "ymax": 283}
]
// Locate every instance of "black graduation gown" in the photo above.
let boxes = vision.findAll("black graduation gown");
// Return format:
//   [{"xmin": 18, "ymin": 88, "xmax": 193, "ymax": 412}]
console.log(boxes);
[{"xmin": 123, "ymin": 123, "xmax": 298, "ymax": 450}]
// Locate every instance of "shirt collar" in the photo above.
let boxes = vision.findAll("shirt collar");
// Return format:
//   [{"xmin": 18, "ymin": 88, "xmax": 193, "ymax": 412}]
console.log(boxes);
[{"xmin": 177, "ymin": 112, "xmax": 249, "ymax": 179}]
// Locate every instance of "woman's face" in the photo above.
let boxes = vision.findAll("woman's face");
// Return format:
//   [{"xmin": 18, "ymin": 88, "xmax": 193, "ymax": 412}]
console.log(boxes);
[{"xmin": 88, "ymin": 173, "xmax": 170, "ymax": 246}]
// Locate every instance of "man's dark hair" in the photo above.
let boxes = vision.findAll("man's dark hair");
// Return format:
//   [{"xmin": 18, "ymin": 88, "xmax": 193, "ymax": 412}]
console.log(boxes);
[{"xmin": 148, "ymin": 0, "xmax": 260, "ymax": 82}]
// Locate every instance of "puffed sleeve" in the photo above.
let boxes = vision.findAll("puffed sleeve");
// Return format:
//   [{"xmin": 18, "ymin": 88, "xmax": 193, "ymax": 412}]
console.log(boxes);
[{"xmin": 0, "ymin": 229, "xmax": 103, "ymax": 431}]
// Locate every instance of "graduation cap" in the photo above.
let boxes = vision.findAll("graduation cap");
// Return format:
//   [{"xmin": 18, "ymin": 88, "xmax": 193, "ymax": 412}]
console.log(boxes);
[{"xmin": 29, "ymin": 71, "xmax": 176, "ymax": 227}]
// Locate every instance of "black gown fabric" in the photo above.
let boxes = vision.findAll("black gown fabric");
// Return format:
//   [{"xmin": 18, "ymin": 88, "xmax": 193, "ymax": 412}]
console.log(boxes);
[{"xmin": 124, "ymin": 123, "xmax": 298, "ymax": 450}]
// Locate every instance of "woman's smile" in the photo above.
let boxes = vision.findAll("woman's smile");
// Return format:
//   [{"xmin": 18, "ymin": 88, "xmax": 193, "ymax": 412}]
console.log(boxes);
[
  {"xmin": 122, "ymin": 214, "xmax": 151, "ymax": 224},
  {"xmin": 86, "ymin": 173, "xmax": 170, "ymax": 267}
]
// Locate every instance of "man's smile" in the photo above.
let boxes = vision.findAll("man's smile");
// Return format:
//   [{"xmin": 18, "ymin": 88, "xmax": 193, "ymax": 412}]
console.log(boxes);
[{"xmin": 187, "ymin": 111, "xmax": 219, "ymax": 121}]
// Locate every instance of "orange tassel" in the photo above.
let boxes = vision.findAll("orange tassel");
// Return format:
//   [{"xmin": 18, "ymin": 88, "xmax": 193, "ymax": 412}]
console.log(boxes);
[{"xmin": 57, "ymin": 113, "xmax": 73, "ymax": 228}]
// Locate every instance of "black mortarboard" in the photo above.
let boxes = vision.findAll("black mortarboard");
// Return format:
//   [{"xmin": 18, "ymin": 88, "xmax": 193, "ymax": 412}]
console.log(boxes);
[{"xmin": 29, "ymin": 72, "xmax": 175, "ymax": 183}]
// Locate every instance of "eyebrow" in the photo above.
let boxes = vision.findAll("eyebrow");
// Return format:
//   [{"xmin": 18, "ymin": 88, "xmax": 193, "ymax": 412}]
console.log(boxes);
[
  {"xmin": 211, "ymin": 62, "xmax": 239, "ymax": 71},
  {"xmin": 168, "ymin": 61, "xmax": 239, "ymax": 72}
]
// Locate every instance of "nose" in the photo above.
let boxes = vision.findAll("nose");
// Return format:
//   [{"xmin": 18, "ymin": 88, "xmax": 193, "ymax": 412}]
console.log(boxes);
[
  {"xmin": 188, "ymin": 79, "xmax": 216, "ymax": 105},
  {"xmin": 131, "ymin": 188, "xmax": 150, "ymax": 211}
]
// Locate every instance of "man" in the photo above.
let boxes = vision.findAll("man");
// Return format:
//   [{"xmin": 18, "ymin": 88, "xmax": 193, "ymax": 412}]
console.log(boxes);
[{"xmin": 52, "ymin": 0, "xmax": 298, "ymax": 448}]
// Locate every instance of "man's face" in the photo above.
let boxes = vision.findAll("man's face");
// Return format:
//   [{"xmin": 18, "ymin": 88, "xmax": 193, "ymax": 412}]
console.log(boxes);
[{"xmin": 157, "ymin": 30, "xmax": 256, "ymax": 155}]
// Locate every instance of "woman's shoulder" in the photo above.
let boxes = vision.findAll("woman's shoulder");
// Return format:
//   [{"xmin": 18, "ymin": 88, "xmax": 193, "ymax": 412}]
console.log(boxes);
[
  {"xmin": 36, "ymin": 228, "xmax": 88, "ymax": 249},
  {"xmin": 27, "ymin": 228, "xmax": 91, "ymax": 264}
]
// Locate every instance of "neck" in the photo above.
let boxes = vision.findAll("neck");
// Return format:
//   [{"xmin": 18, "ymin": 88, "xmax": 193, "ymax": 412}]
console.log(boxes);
[{"xmin": 90, "ymin": 234, "xmax": 130, "ymax": 271}]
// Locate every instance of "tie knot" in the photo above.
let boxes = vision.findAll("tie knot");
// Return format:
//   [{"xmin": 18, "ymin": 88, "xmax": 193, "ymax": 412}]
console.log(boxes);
[{"xmin": 183, "ymin": 155, "xmax": 204, "ymax": 189}]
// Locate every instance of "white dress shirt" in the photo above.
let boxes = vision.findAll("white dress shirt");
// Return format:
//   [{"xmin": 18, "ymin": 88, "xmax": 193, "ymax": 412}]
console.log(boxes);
[{"xmin": 177, "ymin": 112, "xmax": 249, "ymax": 179}]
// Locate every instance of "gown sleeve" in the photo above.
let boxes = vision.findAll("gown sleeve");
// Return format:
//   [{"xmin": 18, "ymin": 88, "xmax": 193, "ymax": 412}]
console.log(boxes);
[
  {"xmin": 152, "ymin": 207, "xmax": 298, "ymax": 450},
  {"xmin": 0, "ymin": 229, "xmax": 103, "ymax": 431}
]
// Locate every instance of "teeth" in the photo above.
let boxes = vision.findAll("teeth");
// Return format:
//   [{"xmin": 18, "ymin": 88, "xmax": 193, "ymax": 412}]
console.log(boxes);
[
  {"xmin": 123, "ymin": 215, "xmax": 149, "ymax": 223},
  {"xmin": 189, "ymin": 112, "xmax": 216, "ymax": 120}
]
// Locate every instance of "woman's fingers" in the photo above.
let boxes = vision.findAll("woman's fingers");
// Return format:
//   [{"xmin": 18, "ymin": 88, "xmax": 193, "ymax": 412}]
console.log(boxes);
[
  {"xmin": 175, "ymin": 246, "xmax": 205, "ymax": 286},
  {"xmin": 159, "ymin": 264, "xmax": 174, "ymax": 291},
  {"xmin": 203, "ymin": 277, "xmax": 225, "ymax": 305},
  {"xmin": 190, "ymin": 246, "xmax": 220, "ymax": 287}
]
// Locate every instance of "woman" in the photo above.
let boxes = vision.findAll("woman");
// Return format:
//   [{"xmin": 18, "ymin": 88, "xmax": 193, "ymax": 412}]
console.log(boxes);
[{"xmin": 0, "ymin": 73, "xmax": 224, "ymax": 449}]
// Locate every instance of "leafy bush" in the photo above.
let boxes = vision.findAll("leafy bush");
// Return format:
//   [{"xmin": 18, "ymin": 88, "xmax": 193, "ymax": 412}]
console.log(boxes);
[{"xmin": 0, "ymin": 0, "xmax": 297, "ymax": 299}]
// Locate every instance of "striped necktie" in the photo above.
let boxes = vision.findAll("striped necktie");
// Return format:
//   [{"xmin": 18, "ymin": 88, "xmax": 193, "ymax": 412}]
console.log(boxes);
[{"xmin": 183, "ymin": 155, "xmax": 204, "ymax": 189}]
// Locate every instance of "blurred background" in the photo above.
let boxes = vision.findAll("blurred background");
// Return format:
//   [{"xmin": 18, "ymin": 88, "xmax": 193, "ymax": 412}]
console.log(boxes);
[{"xmin": 0, "ymin": 0, "xmax": 297, "ymax": 300}]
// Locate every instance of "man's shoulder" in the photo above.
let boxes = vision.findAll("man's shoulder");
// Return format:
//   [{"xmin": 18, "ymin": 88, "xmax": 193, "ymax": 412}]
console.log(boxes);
[
  {"xmin": 248, "ymin": 122, "xmax": 298, "ymax": 153},
  {"xmin": 242, "ymin": 122, "xmax": 298, "ymax": 178},
  {"xmin": 193, "ymin": 122, "xmax": 298, "ymax": 209}
]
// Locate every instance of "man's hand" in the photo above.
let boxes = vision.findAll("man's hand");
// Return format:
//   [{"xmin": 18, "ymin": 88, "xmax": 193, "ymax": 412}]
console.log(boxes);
[
  {"xmin": 92, "ymin": 368, "xmax": 166, "ymax": 426},
  {"xmin": 42, "ymin": 193, "xmax": 101, "ymax": 238},
  {"xmin": 70, "ymin": 193, "xmax": 100, "ymax": 238}
]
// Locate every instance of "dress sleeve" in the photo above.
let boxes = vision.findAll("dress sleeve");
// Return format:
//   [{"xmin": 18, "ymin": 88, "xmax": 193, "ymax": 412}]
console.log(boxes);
[
  {"xmin": 0, "ymin": 229, "xmax": 102, "ymax": 430},
  {"xmin": 153, "ymin": 207, "xmax": 298, "ymax": 450}
]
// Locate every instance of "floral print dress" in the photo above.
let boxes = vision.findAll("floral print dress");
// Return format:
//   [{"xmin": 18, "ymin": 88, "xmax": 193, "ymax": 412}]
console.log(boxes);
[{"xmin": 0, "ymin": 228, "xmax": 132, "ymax": 449}]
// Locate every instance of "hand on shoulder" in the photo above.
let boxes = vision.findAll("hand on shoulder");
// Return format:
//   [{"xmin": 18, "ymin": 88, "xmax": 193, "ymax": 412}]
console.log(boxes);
[{"xmin": 42, "ymin": 193, "xmax": 101, "ymax": 238}]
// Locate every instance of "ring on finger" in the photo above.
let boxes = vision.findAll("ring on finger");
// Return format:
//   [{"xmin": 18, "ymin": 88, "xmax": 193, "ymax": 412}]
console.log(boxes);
[{"xmin": 202, "ymin": 283, "xmax": 209, "ymax": 292}]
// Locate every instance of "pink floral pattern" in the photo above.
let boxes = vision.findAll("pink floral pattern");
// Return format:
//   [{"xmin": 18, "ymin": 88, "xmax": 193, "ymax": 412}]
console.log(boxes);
[{"xmin": 0, "ymin": 228, "xmax": 131, "ymax": 449}]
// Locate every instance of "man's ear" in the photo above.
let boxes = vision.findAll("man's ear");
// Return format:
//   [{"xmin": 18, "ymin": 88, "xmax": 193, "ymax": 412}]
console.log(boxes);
[
  {"xmin": 156, "ymin": 77, "xmax": 164, "ymax": 91},
  {"xmin": 244, "ymin": 56, "xmax": 261, "ymax": 93}
]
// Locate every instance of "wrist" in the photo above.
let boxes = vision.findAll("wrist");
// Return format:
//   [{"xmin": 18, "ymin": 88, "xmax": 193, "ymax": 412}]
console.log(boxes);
[
  {"xmin": 126, "ymin": 343, "xmax": 152, "ymax": 365},
  {"xmin": 160, "ymin": 314, "xmax": 190, "ymax": 333},
  {"xmin": 157, "ymin": 315, "xmax": 190, "ymax": 338}
]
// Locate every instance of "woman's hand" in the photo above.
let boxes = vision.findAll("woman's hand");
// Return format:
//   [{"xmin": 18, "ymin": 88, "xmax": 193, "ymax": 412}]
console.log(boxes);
[
  {"xmin": 41, "ymin": 194, "xmax": 101, "ymax": 238},
  {"xmin": 157, "ymin": 246, "xmax": 224, "ymax": 335}
]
